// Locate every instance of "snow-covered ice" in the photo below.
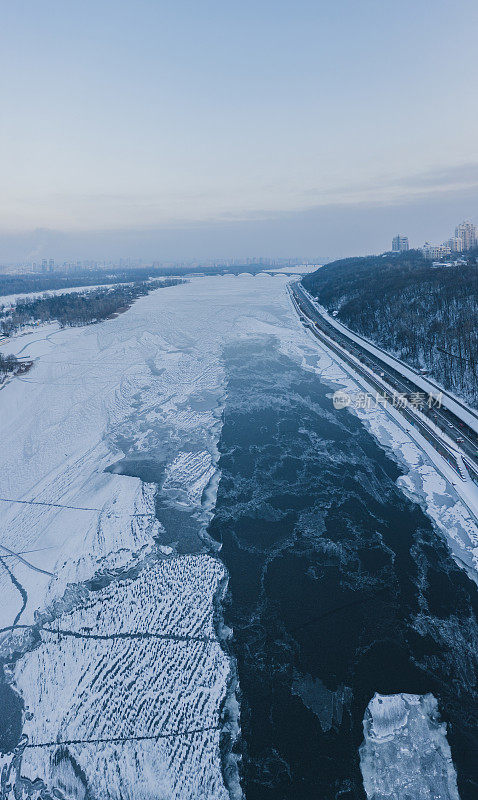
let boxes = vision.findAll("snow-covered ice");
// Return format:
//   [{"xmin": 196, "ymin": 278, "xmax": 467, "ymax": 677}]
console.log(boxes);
[
  {"xmin": 360, "ymin": 693, "xmax": 460, "ymax": 800},
  {"xmin": 11, "ymin": 557, "xmax": 229, "ymax": 800},
  {"xmin": 0, "ymin": 274, "xmax": 302, "ymax": 799},
  {"xmin": 0, "ymin": 275, "xmax": 295, "ymax": 627},
  {"xmin": 0, "ymin": 273, "xmax": 473, "ymax": 798}
]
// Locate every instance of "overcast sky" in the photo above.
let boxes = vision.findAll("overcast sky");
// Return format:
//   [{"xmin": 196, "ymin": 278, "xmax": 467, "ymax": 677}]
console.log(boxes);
[{"xmin": 1, "ymin": 0, "xmax": 478, "ymax": 262}]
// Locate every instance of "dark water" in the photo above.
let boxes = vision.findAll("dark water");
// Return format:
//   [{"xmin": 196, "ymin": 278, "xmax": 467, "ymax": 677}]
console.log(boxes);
[{"xmin": 209, "ymin": 338, "xmax": 478, "ymax": 800}]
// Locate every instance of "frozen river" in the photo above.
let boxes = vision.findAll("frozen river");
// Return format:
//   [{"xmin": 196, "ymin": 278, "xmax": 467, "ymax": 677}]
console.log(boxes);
[{"xmin": 0, "ymin": 274, "xmax": 476, "ymax": 798}]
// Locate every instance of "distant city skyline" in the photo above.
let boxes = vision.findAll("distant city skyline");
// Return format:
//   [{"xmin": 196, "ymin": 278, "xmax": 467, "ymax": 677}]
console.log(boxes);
[
  {"xmin": 2, "ymin": 204, "xmax": 478, "ymax": 271},
  {"xmin": 1, "ymin": 0, "xmax": 478, "ymax": 262}
]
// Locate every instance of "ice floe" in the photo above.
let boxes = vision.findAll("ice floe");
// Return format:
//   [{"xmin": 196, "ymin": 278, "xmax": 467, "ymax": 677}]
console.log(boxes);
[{"xmin": 360, "ymin": 693, "xmax": 460, "ymax": 800}]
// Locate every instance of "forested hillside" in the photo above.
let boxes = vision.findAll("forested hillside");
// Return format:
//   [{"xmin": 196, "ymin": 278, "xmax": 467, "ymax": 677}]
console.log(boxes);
[{"xmin": 302, "ymin": 250, "xmax": 478, "ymax": 407}]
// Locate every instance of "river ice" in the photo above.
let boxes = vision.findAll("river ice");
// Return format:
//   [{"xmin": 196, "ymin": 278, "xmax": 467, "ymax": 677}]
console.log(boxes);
[
  {"xmin": 0, "ymin": 273, "xmax": 469, "ymax": 798},
  {"xmin": 360, "ymin": 693, "xmax": 460, "ymax": 800},
  {"xmin": 0, "ymin": 275, "xmax": 298, "ymax": 798}
]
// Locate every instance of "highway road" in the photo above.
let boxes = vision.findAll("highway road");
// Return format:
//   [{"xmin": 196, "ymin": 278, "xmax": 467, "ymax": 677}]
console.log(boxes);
[{"xmin": 291, "ymin": 282, "xmax": 478, "ymax": 484}]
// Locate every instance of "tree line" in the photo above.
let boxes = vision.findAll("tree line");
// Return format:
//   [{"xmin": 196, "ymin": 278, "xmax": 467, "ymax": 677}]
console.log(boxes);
[
  {"xmin": 0, "ymin": 268, "xmax": 187, "ymax": 298},
  {"xmin": 0, "ymin": 279, "xmax": 183, "ymax": 336},
  {"xmin": 0, "ymin": 280, "xmax": 183, "ymax": 377},
  {"xmin": 0, "ymin": 352, "xmax": 25, "ymax": 378}
]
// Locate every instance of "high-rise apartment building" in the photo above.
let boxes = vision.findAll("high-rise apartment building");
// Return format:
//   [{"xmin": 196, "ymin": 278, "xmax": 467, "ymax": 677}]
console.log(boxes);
[
  {"xmin": 455, "ymin": 220, "xmax": 477, "ymax": 251},
  {"xmin": 392, "ymin": 235, "xmax": 409, "ymax": 252},
  {"xmin": 446, "ymin": 237, "xmax": 464, "ymax": 253}
]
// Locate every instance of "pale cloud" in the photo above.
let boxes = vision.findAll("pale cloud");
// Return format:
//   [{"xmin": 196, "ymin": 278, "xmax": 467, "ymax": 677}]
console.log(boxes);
[{"xmin": 2, "ymin": 161, "xmax": 478, "ymax": 234}]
